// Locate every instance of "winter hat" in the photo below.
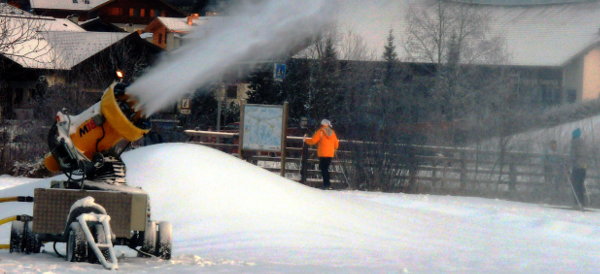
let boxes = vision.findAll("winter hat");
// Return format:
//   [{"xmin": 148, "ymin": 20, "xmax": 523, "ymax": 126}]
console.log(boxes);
[
  {"xmin": 572, "ymin": 128, "xmax": 582, "ymax": 139},
  {"xmin": 321, "ymin": 119, "xmax": 332, "ymax": 127}
]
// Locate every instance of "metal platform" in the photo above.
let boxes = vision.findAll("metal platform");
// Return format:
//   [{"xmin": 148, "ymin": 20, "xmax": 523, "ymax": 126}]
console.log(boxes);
[{"xmin": 32, "ymin": 188, "xmax": 148, "ymax": 238}]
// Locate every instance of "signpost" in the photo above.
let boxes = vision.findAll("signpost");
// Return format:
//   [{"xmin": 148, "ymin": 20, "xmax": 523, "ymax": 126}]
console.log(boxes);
[{"xmin": 179, "ymin": 98, "xmax": 191, "ymax": 115}]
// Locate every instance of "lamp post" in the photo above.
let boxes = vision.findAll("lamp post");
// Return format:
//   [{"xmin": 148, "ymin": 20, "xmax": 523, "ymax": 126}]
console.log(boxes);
[{"xmin": 115, "ymin": 70, "xmax": 124, "ymax": 82}]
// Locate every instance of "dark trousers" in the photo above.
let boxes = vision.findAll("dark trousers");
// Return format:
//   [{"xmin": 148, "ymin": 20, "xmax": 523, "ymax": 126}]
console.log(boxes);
[
  {"xmin": 319, "ymin": 157, "xmax": 332, "ymax": 188},
  {"xmin": 571, "ymin": 168, "xmax": 587, "ymax": 207}
]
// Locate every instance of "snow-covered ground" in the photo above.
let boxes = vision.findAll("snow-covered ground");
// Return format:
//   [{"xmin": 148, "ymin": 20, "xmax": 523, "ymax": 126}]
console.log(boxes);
[{"xmin": 1, "ymin": 143, "xmax": 600, "ymax": 273}]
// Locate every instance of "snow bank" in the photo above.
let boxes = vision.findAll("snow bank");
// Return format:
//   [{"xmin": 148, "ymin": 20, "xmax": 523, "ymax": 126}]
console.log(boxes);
[
  {"xmin": 123, "ymin": 144, "xmax": 412, "ymax": 266},
  {"xmin": 1, "ymin": 143, "xmax": 600, "ymax": 272},
  {"xmin": 0, "ymin": 175, "xmax": 41, "ymax": 191}
]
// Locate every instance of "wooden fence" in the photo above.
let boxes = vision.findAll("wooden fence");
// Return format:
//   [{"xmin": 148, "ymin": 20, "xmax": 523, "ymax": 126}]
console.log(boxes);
[{"xmin": 185, "ymin": 130, "xmax": 599, "ymax": 207}]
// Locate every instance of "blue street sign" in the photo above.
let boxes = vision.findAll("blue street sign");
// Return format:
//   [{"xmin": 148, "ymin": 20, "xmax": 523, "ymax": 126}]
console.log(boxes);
[{"xmin": 274, "ymin": 63, "xmax": 287, "ymax": 82}]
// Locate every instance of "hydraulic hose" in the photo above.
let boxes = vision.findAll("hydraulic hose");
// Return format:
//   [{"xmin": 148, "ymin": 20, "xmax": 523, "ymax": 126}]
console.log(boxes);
[
  {"xmin": 0, "ymin": 216, "xmax": 17, "ymax": 226},
  {"xmin": 0, "ymin": 196, "xmax": 34, "ymax": 203},
  {"xmin": 0, "ymin": 215, "xmax": 33, "ymax": 226}
]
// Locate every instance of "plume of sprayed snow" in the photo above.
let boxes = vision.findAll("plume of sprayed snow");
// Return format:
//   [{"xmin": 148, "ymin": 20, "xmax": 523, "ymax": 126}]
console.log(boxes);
[{"xmin": 127, "ymin": 0, "xmax": 336, "ymax": 116}]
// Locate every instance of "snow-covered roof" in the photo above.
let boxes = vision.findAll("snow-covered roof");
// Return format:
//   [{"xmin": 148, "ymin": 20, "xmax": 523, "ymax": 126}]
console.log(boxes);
[
  {"xmin": 470, "ymin": 2, "xmax": 600, "ymax": 66},
  {"xmin": 336, "ymin": 0, "xmax": 600, "ymax": 67},
  {"xmin": 157, "ymin": 16, "xmax": 209, "ymax": 32},
  {"xmin": 30, "ymin": 0, "xmax": 111, "ymax": 11},
  {"xmin": 0, "ymin": 3, "xmax": 32, "ymax": 15},
  {"xmin": 42, "ymin": 31, "xmax": 129, "ymax": 69},
  {"xmin": 0, "ymin": 12, "xmax": 85, "ymax": 32},
  {"xmin": 0, "ymin": 13, "xmax": 128, "ymax": 69}
]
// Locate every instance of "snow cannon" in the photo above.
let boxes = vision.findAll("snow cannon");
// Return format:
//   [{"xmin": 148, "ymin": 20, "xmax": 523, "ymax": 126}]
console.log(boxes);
[
  {"xmin": 43, "ymin": 82, "xmax": 150, "ymax": 176},
  {"xmin": 7, "ymin": 82, "xmax": 172, "ymax": 270}
]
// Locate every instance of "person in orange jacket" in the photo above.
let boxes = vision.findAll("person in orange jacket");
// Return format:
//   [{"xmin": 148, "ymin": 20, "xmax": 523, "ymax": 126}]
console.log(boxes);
[{"xmin": 304, "ymin": 119, "xmax": 339, "ymax": 189}]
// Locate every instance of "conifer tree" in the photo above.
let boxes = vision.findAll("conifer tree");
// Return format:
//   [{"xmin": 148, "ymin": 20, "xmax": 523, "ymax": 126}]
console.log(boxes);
[{"xmin": 382, "ymin": 29, "xmax": 398, "ymax": 85}]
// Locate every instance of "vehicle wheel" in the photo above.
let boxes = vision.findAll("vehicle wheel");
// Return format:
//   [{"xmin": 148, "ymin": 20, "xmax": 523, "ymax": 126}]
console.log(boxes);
[
  {"xmin": 156, "ymin": 221, "xmax": 172, "ymax": 260},
  {"xmin": 23, "ymin": 221, "xmax": 42, "ymax": 254},
  {"xmin": 9, "ymin": 220, "xmax": 24, "ymax": 253},
  {"xmin": 66, "ymin": 222, "xmax": 88, "ymax": 262},
  {"xmin": 139, "ymin": 221, "xmax": 157, "ymax": 257}
]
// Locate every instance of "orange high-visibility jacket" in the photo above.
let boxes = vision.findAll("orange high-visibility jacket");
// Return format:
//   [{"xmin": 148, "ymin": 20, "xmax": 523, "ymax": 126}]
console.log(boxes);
[{"xmin": 305, "ymin": 126, "xmax": 339, "ymax": 157}]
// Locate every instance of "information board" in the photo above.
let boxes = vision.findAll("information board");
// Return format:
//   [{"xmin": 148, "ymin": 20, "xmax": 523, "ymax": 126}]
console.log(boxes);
[{"xmin": 241, "ymin": 104, "xmax": 284, "ymax": 152}]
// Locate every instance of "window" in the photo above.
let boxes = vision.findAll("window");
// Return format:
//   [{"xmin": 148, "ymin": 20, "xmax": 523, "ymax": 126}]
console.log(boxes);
[
  {"xmin": 160, "ymin": 10, "xmax": 166, "ymax": 16},
  {"xmin": 107, "ymin": 7, "xmax": 122, "ymax": 16},
  {"xmin": 129, "ymin": 8, "xmax": 134, "ymax": 16},
  {"xmin": 140, "ymin": 8, "xmax": 145, "ymax": 17},
  {"xmin": 567, "ymin": 89, "xmax": 577, "ymax": 103},
  {"xmin": 72, "ymin": 0, "xmax": 78, "ymax": 3},
  {"xmin": 84, "ymin": 0, "xmax": 90, "ymax": 3},
  {"xmin": 226, "ymin": 85, "xmax": 238, "ymax": 99},
  {"xmin": 149, "ymin": 9, "xmax": 155, "ymax": 17}
]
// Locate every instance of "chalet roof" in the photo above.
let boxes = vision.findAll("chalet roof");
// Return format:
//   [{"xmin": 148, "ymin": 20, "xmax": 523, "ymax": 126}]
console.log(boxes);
[
  {"xmin": 156, "ymin": 16, "xmax": 209, "ymax": 33},
  {"xmin": 28, "ymin": 0, "xmax": 185, "ymax": 15},
  {"xmin": 0, "ymin": 13, "xmax": 84, "ymax": 33},
  {"xmin": 0, "ymin": 13, "xmax": 130, "ymax": 70},
  {"xmin": 29, "ymin": 0, "xmax": 111, "ymax": 11},
  {"xmin": 2, "ymin": 31, "xmax": 128, "ymax": 70},
  {"xmin": 484, "ymin": 2, "xmax": 600, "ymax": 66},
  {"xmin": 0, "ymin": 3, "xmax": 31, "ymax": 15},
  {"xmin": 335, "ymin": 0, "xmax": 600, "ymax": 67},
  {"xmin": 44, "ymin": 31, "xmax": 129, "ymax": 69}
]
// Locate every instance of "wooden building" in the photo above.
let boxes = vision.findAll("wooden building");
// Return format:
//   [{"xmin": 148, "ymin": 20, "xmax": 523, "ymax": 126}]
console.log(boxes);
[
  {"xmin": 0, "ymin": 8, "xmax": 162, "ymax": 120},
  {"xmin": 144, "ymin": 14, "xmax": 203, "ymax": 50},
  {"xmin": 27, "ymin": 0, "xmax": 186, "ymax": 27}
]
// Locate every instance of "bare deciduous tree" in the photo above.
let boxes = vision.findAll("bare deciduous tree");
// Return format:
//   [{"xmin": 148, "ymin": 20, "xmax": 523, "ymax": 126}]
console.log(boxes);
[
  {"xmin": 338, "ymin": 30, "xmax": 375, "ymax": 61},
  {"xmin": 403, "ymin": 0, "xmax": 508, "ymax": 142},
  {"xmin": 0, "ymin": 4, "xmax": 53, "ymax": 69}
]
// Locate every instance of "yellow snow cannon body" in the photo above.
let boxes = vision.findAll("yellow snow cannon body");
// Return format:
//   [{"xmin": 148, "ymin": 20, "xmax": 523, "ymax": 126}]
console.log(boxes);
[{"xmin": 43, "ymin": 82, "xmax": 150, "ymax": 176}]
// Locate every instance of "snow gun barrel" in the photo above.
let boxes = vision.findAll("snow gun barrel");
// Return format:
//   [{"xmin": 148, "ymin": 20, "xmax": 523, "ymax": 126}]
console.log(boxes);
[{"xmin": 43, "ymin": 82, "xmax": 151, "ymax": 173}]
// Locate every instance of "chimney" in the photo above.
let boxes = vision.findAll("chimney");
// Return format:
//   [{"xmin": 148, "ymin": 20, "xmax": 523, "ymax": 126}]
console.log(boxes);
[{"xmin": 186, "ymin": 13, "xmax": 200, "ymax": 26}]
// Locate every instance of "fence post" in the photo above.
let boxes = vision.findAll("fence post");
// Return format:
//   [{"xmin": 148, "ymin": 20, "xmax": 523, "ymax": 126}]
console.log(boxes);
[
  {"xmin": 280, "ymin": 102, "xmax": 289, "ymax": 177},
  {"xmin": 460, "ymin": 150, "xmax": 467, "ymax": 191},
  {"xmin": 300, "ymin": 141, "xmax": 308, "ymax": 184},
  {"xmin": 432, "ymin": 157, "xmax": 438, "ymax": 191},
  {"xmin": 509, "ymin": 158, "xmax": 517, "ymax": 193},
  {"xmin": 408, "ymin": 146, "xmax": 418, "ymax": 193}
]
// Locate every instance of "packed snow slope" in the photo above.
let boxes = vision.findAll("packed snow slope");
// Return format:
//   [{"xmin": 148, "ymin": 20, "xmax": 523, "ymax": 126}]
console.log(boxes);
[{"xmin": 2, "ymin": 143, "xmax": 600, "ymax": 273}]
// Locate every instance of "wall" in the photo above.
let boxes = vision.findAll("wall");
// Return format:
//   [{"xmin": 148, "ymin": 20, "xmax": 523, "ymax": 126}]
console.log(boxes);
[
  {"xmin": 582, "ymin": 47, "xmax": 600, "ymax": 100},
  {"xmin": 562, "ymin": 55, "xmax": 584, "ymax": 102},
  {"xmin": 98, "ymin": 0, "xmax": 185, "ymax": 25}
]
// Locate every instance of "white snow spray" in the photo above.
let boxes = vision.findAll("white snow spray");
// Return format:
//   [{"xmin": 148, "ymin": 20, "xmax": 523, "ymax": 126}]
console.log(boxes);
[{"xmin": 127, "ymin": 0, "xmax": 336, "ymax": 116}]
